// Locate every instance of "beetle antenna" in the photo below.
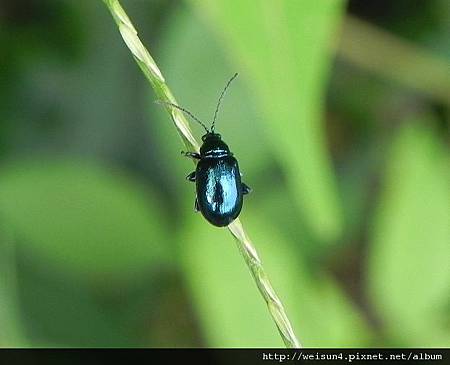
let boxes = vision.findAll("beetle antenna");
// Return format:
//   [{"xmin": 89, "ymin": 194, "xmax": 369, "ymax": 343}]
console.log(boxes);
[
  {"xmin": 211, "ymin": 73, "xmax": 238, "ymax": 133},
  {"xmin": 155, "ymin": 100, "xmax": 209, "ymax": 133}
]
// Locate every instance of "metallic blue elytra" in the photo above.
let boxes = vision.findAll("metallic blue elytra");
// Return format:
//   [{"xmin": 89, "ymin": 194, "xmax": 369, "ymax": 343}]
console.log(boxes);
[
  {"xmin": 185, "ymin": 133, "xmax": 250, "ymax": 227},
  {"xmin": 158, "ymin": 73, "xmax": 251, "ymax": 227}
]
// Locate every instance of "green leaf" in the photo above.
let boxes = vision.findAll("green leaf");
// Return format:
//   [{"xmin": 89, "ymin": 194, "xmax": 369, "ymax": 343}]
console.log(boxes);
[
  {"xmin": 187, "ymin": 0, "xmax": 345, "ymax": 242},
  {"xmin": 0, "ymin": 158, "xmax": 170, "ymax": 280},
  {"xmin": 368, "ymin": 122, "xmax": 450, "ymax": 346}
]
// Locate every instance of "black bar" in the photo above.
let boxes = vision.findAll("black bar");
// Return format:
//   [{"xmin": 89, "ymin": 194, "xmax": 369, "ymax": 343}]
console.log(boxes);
[{"xmin": 0, "ymin": 348, "xmax": 447, "ymax": 365}]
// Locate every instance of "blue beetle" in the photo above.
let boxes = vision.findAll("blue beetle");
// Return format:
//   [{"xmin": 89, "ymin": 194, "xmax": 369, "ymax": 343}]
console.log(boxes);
[{"xmin": 160, "ymin": 73, "xmax": 251, "ymax": 227}]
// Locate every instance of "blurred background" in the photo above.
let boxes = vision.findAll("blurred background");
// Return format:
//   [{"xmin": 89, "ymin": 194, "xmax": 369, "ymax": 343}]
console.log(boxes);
[{"xmin": 0, "ymin": 0, "xmax": 448, "ymax": 348}]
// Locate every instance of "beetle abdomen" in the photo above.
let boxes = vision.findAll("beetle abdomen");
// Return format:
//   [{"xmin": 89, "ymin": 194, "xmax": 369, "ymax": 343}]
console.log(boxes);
[{"xmin": 196, "ymin": 156, "xmax": 243, "ymax": 227}]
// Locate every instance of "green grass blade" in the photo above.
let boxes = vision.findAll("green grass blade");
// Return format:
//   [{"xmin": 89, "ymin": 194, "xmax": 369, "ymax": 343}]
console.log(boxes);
[{"xmin": 368, "ymin": 121, "xmax": 450, "ymax": 346}]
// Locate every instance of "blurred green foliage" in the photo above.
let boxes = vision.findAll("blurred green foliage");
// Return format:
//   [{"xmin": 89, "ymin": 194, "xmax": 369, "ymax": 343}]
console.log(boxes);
[
  {"xmin": 0, "ymin": 158, "xmax": 170, "ymax": 279},
  {"xmin": 369, "ymin": 122, "xmax": 449, "ymax": 347},
  {"xmin": 0, "ymin": 0, "xmax": 448, "ymax": 348}
]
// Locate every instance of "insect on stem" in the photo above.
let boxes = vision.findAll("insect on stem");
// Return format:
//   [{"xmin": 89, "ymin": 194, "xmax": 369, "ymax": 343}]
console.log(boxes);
[{"xmin": 104, "ymin": 0, "xmax": 301, "ymax": 347}]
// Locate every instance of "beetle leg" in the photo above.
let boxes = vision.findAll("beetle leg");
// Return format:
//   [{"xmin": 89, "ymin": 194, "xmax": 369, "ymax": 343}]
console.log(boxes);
[
  {"xmin": 242, "ymin": 182, "xmax": 252, "ymax": 195},
  {"xmin": 186, "ymin": 171, "xmax": 196, "ymax": 182},
  {"xmin": 194, "ymin": 197, "xmax": 200, "ymax": 212},
  {"xmin": 181, "ymin": 151, "xmax": 201, "ymax": 159}
]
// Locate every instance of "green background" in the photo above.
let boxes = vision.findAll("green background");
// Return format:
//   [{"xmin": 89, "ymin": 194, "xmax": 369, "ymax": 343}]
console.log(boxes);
[{"xmin": 0, "ymin": 0, "xmax": 448, "ymax": 347}]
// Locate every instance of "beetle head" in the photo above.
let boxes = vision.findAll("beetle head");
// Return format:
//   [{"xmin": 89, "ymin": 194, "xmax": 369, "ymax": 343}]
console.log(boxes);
[{"xmin": 200, "ymin": 132, "xmax": 230, "ymax": 156}]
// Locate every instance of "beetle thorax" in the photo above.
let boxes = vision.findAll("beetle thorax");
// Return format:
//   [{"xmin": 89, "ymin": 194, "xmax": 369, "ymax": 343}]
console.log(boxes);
[{"xmin": 200, "ymin": 133, "xmax": 231, "ymax": 158}]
